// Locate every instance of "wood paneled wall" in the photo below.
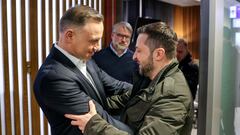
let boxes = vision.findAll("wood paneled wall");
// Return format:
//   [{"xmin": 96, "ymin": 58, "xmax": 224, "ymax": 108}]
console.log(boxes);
[
  {"xmin": 174, "ymin": 6, "xmax": 200, "ymax": 59},
  {"xmin": 0, "ymin": 0, "xmax": 104, "ymax": 135},
  {"xmin": 103, "ymin": 0, "xmax": 117, "ymax": 48},
  {"xmin": 2, "ymin": 0, "xmax": 11, "ymax": 134}
]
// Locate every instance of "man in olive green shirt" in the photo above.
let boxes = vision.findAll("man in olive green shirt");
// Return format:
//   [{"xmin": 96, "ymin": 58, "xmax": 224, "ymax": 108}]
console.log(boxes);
[{"xmin": 65, "ymin": 22, "xmax": 193, "ymax": 135}]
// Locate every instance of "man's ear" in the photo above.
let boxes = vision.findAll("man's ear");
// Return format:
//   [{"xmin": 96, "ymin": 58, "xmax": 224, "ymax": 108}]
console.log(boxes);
[
  {"xmin": 65, "ymin": 29, "xmax": 73, "ymax": 41},
  {"xmin": 153, "ymin": 48, "xmax": 165, "ymax": 61}
]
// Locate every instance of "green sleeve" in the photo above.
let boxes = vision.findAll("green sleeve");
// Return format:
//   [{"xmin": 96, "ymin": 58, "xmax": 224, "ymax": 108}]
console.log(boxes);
[
  {"xmin": 106, "ymin": 90, "xmax": 131, "ymax": 109},
  {"xmin": 84, "ymin": 114, "xmax": 130, "ymax": 135}
]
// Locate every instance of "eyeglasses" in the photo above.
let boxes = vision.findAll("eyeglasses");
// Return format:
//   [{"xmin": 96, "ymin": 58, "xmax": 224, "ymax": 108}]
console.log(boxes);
[{"xmin": 114, "ymin": 32, "xmax": 131, "ymax": 40}]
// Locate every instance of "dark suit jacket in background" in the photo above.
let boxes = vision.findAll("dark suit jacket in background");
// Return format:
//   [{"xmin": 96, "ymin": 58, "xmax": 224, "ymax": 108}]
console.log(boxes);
[
  {"xmin": 178, "ymin": 53, "xmax": 199, "ymax": 100},
  {"xmin": 34, "ymin": 47, "xmax": 133, "ymax": 135}
]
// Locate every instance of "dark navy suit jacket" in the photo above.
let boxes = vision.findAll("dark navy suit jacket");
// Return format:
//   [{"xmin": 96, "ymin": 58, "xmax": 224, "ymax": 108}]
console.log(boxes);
[{"xmin": 34, "ymin": 46, "xmax": 133, "ymax": 135}]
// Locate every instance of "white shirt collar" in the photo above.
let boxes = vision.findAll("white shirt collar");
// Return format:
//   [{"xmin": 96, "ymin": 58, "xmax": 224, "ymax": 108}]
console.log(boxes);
[
  {"xmin": 110, "ymin": 43, "xmax": 128, "ymax": 57},
  {"xmin": 54, "ymin": 43, "xmax": 87, "ymax": 74},
  {"xmin": 54, "ymin": 43, "xmax": 98, "ymax": 88}
]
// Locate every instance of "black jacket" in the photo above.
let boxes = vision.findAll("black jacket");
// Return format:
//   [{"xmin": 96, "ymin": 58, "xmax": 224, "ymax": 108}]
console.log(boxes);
[
  {"xmin": 179, "ymin": 53, "xmax": 199, "ymax": 100},
  {"xmin": 34, "ymin": 46, "xmax": 133, "ymax": 135}
]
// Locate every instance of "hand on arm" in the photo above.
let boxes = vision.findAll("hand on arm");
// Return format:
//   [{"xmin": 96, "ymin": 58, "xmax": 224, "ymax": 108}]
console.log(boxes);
[
  {"xmin": 106, "ymin": 90, "xmax": 131, "ymax": 109},
  {"xmin": 65, "ymin": 100, "xmax": 97, "ymax": 132},
  {"xmin": 65, "ymin": 100, "xmax": 132, "ymax": 135}
]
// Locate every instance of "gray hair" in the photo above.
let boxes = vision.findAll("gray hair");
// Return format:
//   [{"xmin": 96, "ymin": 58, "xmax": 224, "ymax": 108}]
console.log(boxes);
[{"xmin": 112, "ymin": 21, "xmax": 133, "ymax": 34}]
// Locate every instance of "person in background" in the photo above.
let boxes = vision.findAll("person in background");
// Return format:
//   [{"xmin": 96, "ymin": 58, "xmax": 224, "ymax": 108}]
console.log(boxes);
[
  {"xmin": 33, "ymin": 5, "xmax": 133, "ymax": 135},
  {"xmin": 176, "ymin": 38, "xmax": 199, "ymax": 100},
  {"xmin": 65, "ymin": 22, "xmax": 194, "ymax": 135},
  {"xmin": 93, "ymin": 22, "xmax": 137, "ymax": 84}
]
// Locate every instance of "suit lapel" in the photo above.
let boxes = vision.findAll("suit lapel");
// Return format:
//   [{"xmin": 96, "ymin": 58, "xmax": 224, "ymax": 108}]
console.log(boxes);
[
  {"xmin": 87, "ymin": 61, "xmax": 107, "ymax": 106},
  {"xmin": 50, "ymin": 46, "xmax": 106, "ymax": 106},
  {"xmin": 51, "ymin": 46, "xmax": 89, "ymax": 82}
]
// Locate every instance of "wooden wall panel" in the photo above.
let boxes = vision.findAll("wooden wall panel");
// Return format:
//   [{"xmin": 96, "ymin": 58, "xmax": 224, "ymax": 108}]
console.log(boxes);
[
  {"xmin": 41, "ymin": 1, "xmax": 49, "ymax": 134},
  {"xmin": 0, "ymin": 1, "xmax": 104, "ymax": 134},
  {"xmin": 191, "ymin": 6, "xmax": 200, "ymax": 60},
  {"xmin": 91, "ymin": 0, "xmax": 94, "ymax": 8},
  {"xmin": 75, "ymin": 0, "xmax": 78, "ymax": 5},
  {"xmin": 174, "ymin": 6, "xmax": 200, "ymax": 59},
  {"xmin": 80, "ymin": 0, "xmax": 83, "ymax": 5},
  {"xmin": 69, "ymin": 0, "xmax": 72, "ymax": 8},
  {"xmin": 56, "ymin": 0, "xmax": 60, "ymax": 41},
  {"xmin": 2, "ymin": 0, "xmax": 12, "ymax": 134},
  {"xmin": 63, "ymin": 0, "xmax": 66, "ymax": 13},
  {"xmin": 96, "ymin": 0, "xmax": 99, "ymax": 12},
  {"xmin": 42, "ymin": 0, "xmax": 46, "ymax": 61},
  {"xmin": 21, "ymin": 0, "xmax": 29, "ymax": 134},
  {"xmin": 29, "ymin": 0, "xmax": 40, "ymax": 134},
  {"xmin": 103, "ymin": 0, "xmax": 116, "ymax": 47},
  {"xmin": 11, "ymin": 0, "xmax": 21, "ymax": 134},
  {"xmin": 173, "ymin": 6, "xmax": 184, "ymax": 38},
  {"xmin": 49, "ymin": 0, "xmax": 53, "ymax": 49},
  {"xmin": 44, "ymin": 2, "xmax": 49, "ymax": 135}
]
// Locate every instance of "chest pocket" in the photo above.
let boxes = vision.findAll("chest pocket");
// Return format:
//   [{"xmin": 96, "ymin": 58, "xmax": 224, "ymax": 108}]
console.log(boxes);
[{"xmin": 125, "ymin": 97, "xmax": 151, "ymax": 131}]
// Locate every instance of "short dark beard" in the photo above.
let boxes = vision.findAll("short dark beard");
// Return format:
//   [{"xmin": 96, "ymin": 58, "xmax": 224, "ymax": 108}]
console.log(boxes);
[{"xmin": 139, "ymin": 55, "xmax": 153, "ymax": 77}]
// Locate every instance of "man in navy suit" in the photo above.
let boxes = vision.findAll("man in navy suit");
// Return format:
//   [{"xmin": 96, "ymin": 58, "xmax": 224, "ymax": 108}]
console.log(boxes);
[{"xmin": 34, "ymin": 5, "xmax": 133, "ymax": 135}]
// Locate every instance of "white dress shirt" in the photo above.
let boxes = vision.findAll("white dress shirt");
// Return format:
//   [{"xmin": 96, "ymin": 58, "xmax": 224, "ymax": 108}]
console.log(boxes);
[{"xmin": 55, "ymin": 44, "xmax": 97, "ymax": 88}]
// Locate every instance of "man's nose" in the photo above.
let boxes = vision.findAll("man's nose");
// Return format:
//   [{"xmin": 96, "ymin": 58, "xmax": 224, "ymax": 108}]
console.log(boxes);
[
  {"xmin": 122, "ymin": 36, "xmax": 128, "ymax": 42},
  {"xmin": 93, "ymin": 44, "xmax": 100, "ymax": 52}
]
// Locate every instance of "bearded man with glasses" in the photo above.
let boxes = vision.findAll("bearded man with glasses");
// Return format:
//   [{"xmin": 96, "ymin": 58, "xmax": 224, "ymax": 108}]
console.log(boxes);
[{"xmin": 93, "ymin": 22, "xmax": 137, "ymax": 85}]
